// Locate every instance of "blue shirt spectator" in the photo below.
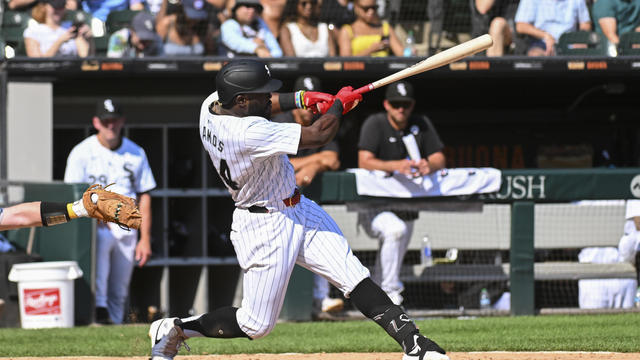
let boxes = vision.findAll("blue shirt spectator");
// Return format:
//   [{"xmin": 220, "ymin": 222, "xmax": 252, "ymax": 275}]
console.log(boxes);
[
  {"xmin": 219, "ymin": 0, "xmax": 282, "ymax": 58},
  {"xmin": 515, "ymin": 0, "xmax": 591, "ymax": 56},
  {"xmin": 83, "ymin": 0, "xmax": 145, "ymax": 22}
]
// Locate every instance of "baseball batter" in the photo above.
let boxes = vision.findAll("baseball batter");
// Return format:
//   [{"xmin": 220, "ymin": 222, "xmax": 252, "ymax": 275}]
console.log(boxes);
[
  {"xmin": 149, "ymin": 60, "xmax": 449, "ymax": 360},
  {"xmin": 65, "ymin": 98, "xmax": 156, "ymax": 324}
]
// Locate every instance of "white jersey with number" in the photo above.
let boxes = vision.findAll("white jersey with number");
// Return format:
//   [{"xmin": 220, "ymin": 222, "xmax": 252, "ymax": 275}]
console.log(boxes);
[
  {"xmin": 199, "ymin": 91, "xmax": 301, "ymax": 210},
  {"xmin": 198, "ymin": 91, "xmax": 369, "ymax": 339}
]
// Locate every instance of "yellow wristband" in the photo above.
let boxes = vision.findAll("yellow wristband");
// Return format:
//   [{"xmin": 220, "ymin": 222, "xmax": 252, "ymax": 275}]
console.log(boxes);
[{"xmin": 67, "ymin": 203, "xmax": 78, "ymax": 219}]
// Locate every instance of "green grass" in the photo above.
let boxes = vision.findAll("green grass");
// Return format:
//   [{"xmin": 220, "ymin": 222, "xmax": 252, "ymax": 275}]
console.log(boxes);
[{"xmin": 1, "ymin": 313, "xmax": 640, "ymax": 356}]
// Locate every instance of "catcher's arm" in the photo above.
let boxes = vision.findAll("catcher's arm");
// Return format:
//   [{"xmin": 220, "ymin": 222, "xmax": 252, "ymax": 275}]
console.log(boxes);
[
  {"xmin": 0, "ymin": 202, "xmax": 49, "ymax": 230},
  {"xmin": 0, "ymin": 184, "xmax": 142, "ymax": 231},
  {"xmin": 0, "ymin": 200, "xmax": 95, "ymax": 230}
]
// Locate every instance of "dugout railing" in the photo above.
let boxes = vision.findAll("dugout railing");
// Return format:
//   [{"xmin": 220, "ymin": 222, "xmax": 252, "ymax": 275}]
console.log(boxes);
[{"xmin": 312, "ymin": 168, "xmax": 640, "ymax": 316}]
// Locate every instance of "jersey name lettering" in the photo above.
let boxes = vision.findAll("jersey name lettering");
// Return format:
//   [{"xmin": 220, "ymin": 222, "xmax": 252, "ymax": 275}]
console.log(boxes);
[{"xmin": 202, "ymin": 126, "xmax": 224, "ymax": 152}]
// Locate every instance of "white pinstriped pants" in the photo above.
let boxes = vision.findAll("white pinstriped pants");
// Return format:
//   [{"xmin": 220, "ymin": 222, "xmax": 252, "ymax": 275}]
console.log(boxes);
[{"xmin": 231, "ymin": 196, "xmax": 370, "ymax": 339}]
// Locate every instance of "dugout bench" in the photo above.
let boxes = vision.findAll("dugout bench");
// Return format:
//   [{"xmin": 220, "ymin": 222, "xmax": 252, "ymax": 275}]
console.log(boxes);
[{"xmin": 315, "ymin": 169, "xmax": 640, "ymax": 315}]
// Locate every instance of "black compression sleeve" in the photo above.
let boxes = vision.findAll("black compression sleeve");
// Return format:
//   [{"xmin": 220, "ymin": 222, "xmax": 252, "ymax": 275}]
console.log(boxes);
[
  {"xmin": 40, "ymin": 202, "xmax": 70, "ymax": 227},
  {"xmin": 278, "ymin": 92, "xmax": 296, "ymax": 112}
]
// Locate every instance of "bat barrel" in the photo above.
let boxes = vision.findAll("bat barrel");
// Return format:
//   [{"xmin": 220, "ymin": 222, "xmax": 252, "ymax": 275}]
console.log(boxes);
[{"xmin": 351, "ymin": 34, "xmax": 493, "ymax": 95}]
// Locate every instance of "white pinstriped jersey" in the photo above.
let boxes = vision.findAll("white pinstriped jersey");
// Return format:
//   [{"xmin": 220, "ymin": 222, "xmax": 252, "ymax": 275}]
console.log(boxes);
[{"xmin": 199, "ymin": 92, "xmax": 301, "ymax": 210}]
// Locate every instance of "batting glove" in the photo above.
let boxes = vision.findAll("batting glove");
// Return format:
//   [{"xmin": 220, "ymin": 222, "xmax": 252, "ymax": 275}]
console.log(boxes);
[
  {"xmin": 316, "ymin": 86, "xmax": 363, "ymax": 115},
  {"xmin": 295, "ymin": 91, "xmax": 335, "ymax": 113}
]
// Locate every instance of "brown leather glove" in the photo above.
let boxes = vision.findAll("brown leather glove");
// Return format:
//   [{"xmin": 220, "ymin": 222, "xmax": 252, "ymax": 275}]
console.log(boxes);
[{"xmin": 83, "ymin": 184, "xmax": 142, "ymax": 230}]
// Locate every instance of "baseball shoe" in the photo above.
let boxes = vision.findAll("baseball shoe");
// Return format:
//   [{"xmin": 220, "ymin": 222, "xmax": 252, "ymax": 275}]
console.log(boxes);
[
  {"xmin": 401, "ymin": 334, "xmax": 449, "ymax": 360},
  {"xmin": 321, "ymin": 297, "xmax": 344, "ymax": 313},
  {"xmin": 149, "ymin": 317, "xmax": 189, "ymax": 360},
  {"xmin": 95, "ymin": 307, "xmax": 114, "ymax": 325}
]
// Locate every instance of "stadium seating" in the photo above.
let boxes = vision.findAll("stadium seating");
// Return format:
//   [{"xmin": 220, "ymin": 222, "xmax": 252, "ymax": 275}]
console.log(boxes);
[
  {"xmin": 105, "ymin": 9, "xmax": 141, "ymax": 35},
  {"xmin": 1, "ymin": 10, "xmax": 30, "ymax": 56},
  {"xmin": 63, "ymin": 10, "xmax": 92, "ymax": 28},
  {"xmin": 93, "ymin": 36, "xmax": 109, "ymax": 56},
  {"xmin": 557, "ymin": 31, "xmax": 608, "ymax": 56},
  {"xmin": 618, "ymin": 32, "xmax": 640, "ymax": 56},
  {"xmin": 0, "ymin": 35, "xmax": 5, "ymax": 59}
]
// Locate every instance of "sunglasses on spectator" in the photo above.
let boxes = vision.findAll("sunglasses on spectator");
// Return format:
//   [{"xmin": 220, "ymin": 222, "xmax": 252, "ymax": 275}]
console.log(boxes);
[
  {"xmin": 358, "ymin": 4, "xmax": 379, "ymax": 12},
  {"xmin": 298, "ymin": 0, "xmax": 318, "ymax": 7},
  {"xmin": 389, "ymin": 101, "xmax": 413, "ymax": 109}
]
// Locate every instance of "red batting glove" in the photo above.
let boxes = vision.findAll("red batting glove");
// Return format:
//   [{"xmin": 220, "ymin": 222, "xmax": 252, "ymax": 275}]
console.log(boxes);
[
  {"xmin": 335, "ymin": 86, "xmax": 363, "ymax": 114},
  {"xmin": 316, "ymin": 86, "xmax": 364, "ymax": 115},
  {"xmin": 297, "ymin": 91, "xmax": 334, "ymax": 114}
]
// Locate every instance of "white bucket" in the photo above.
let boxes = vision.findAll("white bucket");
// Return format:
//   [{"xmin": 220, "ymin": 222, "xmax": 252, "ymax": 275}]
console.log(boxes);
[{"xmin": 8, "ymin": 261, "xmax": 83, "ymax": 328}]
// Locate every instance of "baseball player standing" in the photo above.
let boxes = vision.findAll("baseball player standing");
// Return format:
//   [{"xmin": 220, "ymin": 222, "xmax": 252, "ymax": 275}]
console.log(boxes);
[
  {"xmin": 64, "ymin": 99, "xmax": 156, "ymax": 324},
  {"xmin": 149, "ymin": 60, "xmax": 449, "ymax": 360},
  {"xmin": 358, "ymin": 81, "xmax": 446, "ymax": 305}
]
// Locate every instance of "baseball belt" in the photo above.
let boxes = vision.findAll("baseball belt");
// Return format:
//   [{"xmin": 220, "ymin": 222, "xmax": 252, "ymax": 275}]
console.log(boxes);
[{"xmin": 247, "ymin": 189, "xmax": 301, "ymax": 213}]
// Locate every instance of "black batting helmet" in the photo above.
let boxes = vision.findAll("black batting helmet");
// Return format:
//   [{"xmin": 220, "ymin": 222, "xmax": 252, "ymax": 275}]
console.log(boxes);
[{"xmin": 216, "ymin": 60, "xmax": 282, "ymax": 105}]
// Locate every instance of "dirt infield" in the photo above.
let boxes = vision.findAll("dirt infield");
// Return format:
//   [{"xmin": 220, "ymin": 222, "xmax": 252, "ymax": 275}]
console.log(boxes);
[{"xmin": 5, "ymin": 354, "xmax": 640, "ymax": 360}]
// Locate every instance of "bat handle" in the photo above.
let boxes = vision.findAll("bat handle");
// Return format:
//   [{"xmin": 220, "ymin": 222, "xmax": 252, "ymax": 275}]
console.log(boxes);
[{"xmin": 354, "ymin": 84, "xmax": 374, "ymax": 95}]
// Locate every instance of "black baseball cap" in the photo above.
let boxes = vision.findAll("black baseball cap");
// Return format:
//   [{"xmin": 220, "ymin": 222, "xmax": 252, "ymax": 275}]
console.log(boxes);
[
  {"xmin": 385, "ymin": 81, "xmax": 414, "ymax": 102},
  {"xmin": 293, "ymin": 76, "xmax": 322, "ymax": 92},
  {"xmin": 131, "ymin": 12, "xmax": 157, "ymax": 41},
  {"xmin": 96, "ymin": 98, "xmax": 124, "ymax": 119},
  {"xmin": 46, "ymin": 0, "xmax": 66, "ymax": 9},
  {"xmin": 182, "ymin": 0, "xmax": 208, "ymax": 20}
]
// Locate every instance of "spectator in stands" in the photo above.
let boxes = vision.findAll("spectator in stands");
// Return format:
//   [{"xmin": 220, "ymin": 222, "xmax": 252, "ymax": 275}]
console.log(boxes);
[
  {"xmin": 261, "ymin": 0, "xmax": 287, "ymax": 39},
  {"xmin": 107, "ymin": 11, "xmax": 163, "ymax": 57},
  {"xmin": 338, "ymin": 0, "xmax": 402, "ymax": 56},
  {"xmin": 578, "ymin": 199, "xmax": 640, "ymax": 309},
  {"xmin": 592, "ymin": 0, "xmax": 640, "ymax": 47},
  {"xmin": 471, "ymin": 0, "xmax": 519, "ymax": 56},
  {"xmin": 156, "ymin": 0, "xmax": 216, "ymax": 55},
  {"xmin": 319, "ymin": 0, "xmax": 354, "ymax": 35},
  {"xmin": 145, "ymin": 0, "xmax": 165, "ymax": 16},
  {"xmin": 357, "ymin": 81, "xmax": 446, "ymax": 305},
  {"xmin": 9, "ymin": 0, "xmax": 76, "ymax": 11},
  {"xmin": 279, "ymin": 0, "xmax": 337, "ymax": 57},
  {"xmin": 24, "ymin": 0, "xmax": 92, "ymax": 57},
  {"xmin": 272, "ymin": 75, "xmax": 344, "ymax": 319},
  {"xmin": 515, "ymin": 0, "xmax": 591, "ymax": 56},
  {"xmin": 82, "ymin": 0, "xmax": 144, "ymax": 22},
  {"xmin": 219, "ymin": 0, "xmax": 282, "ymax": 57}
]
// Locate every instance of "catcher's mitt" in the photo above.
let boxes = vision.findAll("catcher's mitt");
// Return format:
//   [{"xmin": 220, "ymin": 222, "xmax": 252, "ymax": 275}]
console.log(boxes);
[{"xmin": 83, "ymin": 184, "xmax": 142, "ymax": 230}]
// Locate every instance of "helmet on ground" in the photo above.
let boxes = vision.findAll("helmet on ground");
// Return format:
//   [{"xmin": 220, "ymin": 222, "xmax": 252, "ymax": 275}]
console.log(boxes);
[{"xmin": 216, "ymin": 60, "xmax": 282, "ymax": 105}]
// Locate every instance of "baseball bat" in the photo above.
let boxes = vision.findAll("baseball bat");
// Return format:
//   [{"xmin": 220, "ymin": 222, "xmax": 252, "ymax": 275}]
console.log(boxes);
[{"xmin": 353, "ymin": 34, "xmax": 493, "ymax": 95}]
